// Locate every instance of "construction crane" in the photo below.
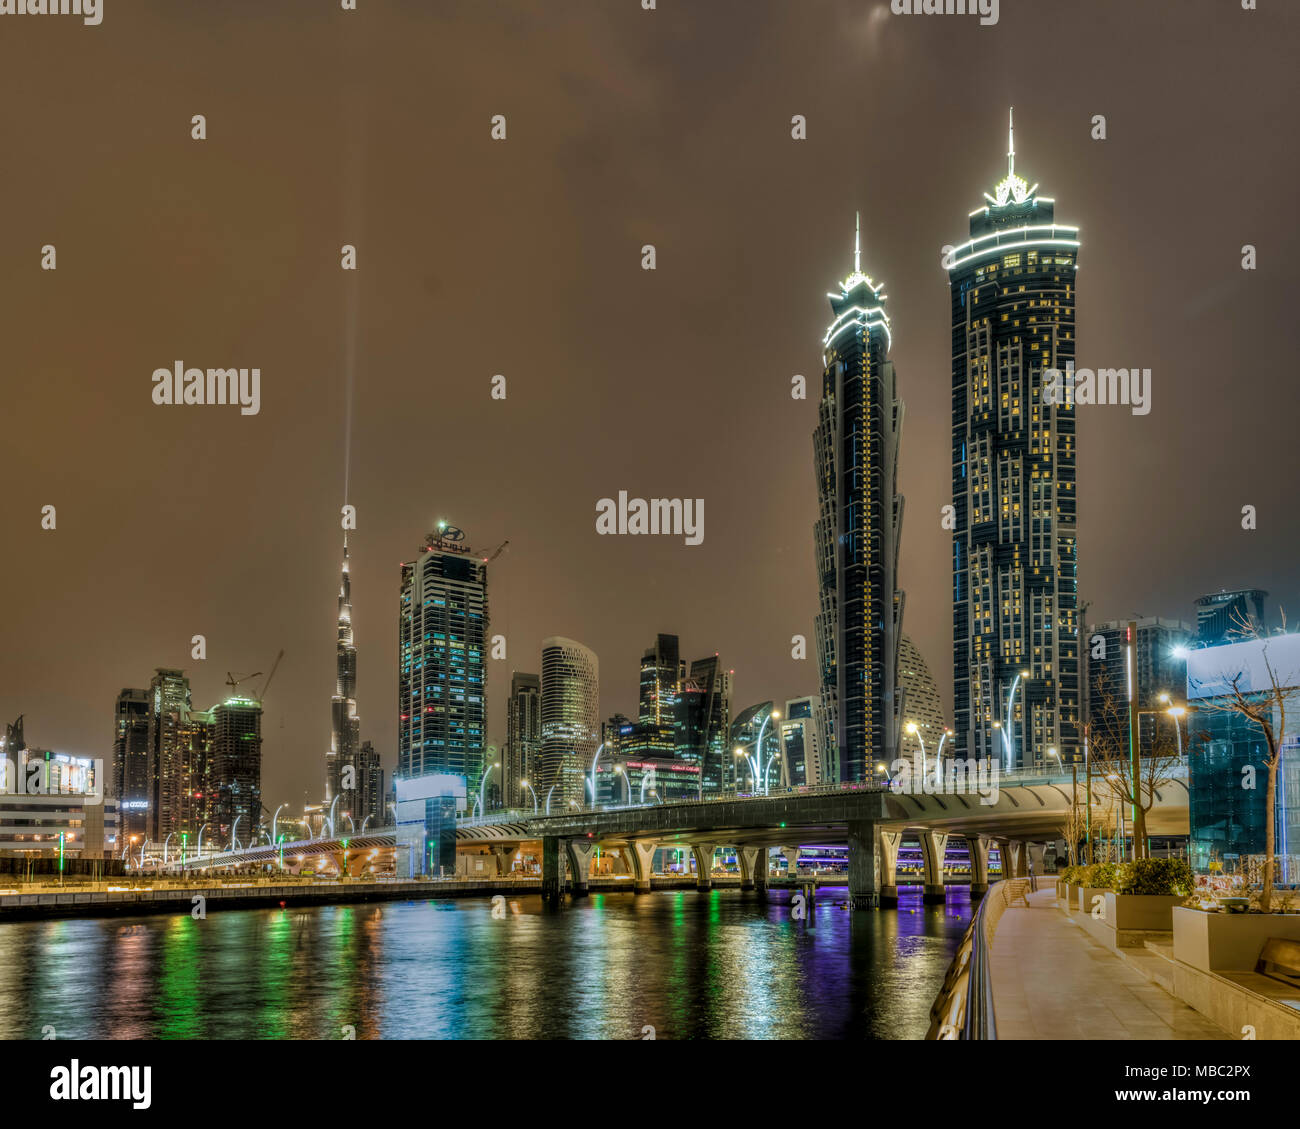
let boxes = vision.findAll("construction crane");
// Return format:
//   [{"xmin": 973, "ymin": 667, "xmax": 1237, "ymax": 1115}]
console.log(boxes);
[
  {"xmin": 225, "ymin": 670, "xmax": 262, "ymax": 698},
  {"xmin": 481, "ymin": 539, "xmax": 509, "ymax": 564},
  {"xmin": 258, "ymin": 649, "xmax": 285, "ymax": 703}
]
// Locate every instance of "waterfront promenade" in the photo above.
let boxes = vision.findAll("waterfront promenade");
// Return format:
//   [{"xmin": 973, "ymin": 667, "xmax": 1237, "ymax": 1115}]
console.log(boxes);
[{"xmin": 989, "ymin": 886, "xmax": 1227, "ymax": 1039}]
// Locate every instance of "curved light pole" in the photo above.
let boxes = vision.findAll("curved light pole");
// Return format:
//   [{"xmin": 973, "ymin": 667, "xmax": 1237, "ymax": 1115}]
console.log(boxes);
[
  {"xmin": 1158, "ymin": 693, "xmax": 1186, "ymax": 758},
  {"xmin": 905, "ymin": 721, "xmax": 926, "ymax": 779},
  {"xmin": 586, "ymin": 744, "xmax": 606, "ymax": 809},
  {"xmin": 1046, "ymin": 747, "xmax": 1063, "ymax": 772},
  {"xmin": 197, "ymin": 823, "xmax": 210, "ymax": 858},
  {"xmin": 545, "ymin": 782, "xmax": 558, "ymax": 815},
  {"xmin": 327, "ymin": 795, "xmax": 341, "ymax": 839},
  {"xmin": 361, "ymin": 814, "xmax": 373, "ymax": 833},
  {"xmin": 1001, "ymin": 669, "xmax": 1030, "ymax": 771},
  {"xmin": 520, "ymin": 780, "xmax": 539, "ymax": 815},
  {"xmin": 230, "ymin": 816, "xmax": 242, "ymax": 852},
  {"xmin": 272, "ymin": 803, "xmax": 286, "ymax": 844},
  {"xmin": 163, "ymin": 832, "xmax": 174, "ymax": 865},
  {"xmin": 346, "ymin": 815, "xmax": 356, "ymax": 834},
  {"xmin": 480, "ymin": 761, "xmax": 500, "ymax": 816}
]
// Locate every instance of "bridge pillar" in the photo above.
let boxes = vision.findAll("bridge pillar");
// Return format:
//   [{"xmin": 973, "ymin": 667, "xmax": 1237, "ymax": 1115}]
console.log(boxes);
[
  {"xmin": 877, "ymin": 829, "xmax": 902, "ymax": 906},
  {"xmin": 737, "ymin": 847, "xmax": 768, "ymax": 891},
  {"xmin": 628, "ymin": 840, "xmax": 658, "ymax": 892},
  {"xmin": 541, "ymin": 836, "xmax": 562, "ymax": 902},
  {"xmin": 1027, "ymin": 842, "xmax": 1046, "ymax": 877},
  {"xmin": 968, "ymin": 834, "xmax": 991, "ymax": 898},
  {"xmin": 919, "ymin": 830, "xmax": 949, "ymax": 903},
  {"xmin": 994, "ymin": 838, "xmax": 1022, "ymax": 880},
  {"xmin": 490, "ymin": 845, "xmax": 514, "ymax": 876},
  {"xmin": 691, "ymin": 844, "xmax": 714, "ymax": 891},
  {"xmin": 781, "ymin": 847, "xmax": 799, "ymax": 876},
  {"xmin": 847, "ymin": 820, "xmax": 879, "ymax": 910},
  {"xmin": 565, "ymin": 840, "xmax": 598, "ymax": 896}
]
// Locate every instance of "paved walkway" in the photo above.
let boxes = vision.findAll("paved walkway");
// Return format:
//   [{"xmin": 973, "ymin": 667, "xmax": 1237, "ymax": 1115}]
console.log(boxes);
[{"xmin": 989, "ymin": 886, "xmax": 1229, "ymax": 1039}]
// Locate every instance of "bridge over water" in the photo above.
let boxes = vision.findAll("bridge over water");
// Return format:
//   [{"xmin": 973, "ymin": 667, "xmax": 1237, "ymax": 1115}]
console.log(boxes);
[{"xmin": 174, "ymin": 764, "xmax": 1188, "ymax": 908}]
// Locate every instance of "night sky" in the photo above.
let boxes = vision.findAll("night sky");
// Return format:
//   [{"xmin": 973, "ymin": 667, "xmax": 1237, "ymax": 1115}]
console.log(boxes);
[{"xmin": 3, "ymin": 0, "xmax": 1296, "ymax": 810}]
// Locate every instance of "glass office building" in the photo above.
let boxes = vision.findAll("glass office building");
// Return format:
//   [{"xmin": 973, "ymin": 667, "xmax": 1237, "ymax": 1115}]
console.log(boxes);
[{"xmin": 1186, "ymin": 635, "xmax": 1300, "ymax": 874}]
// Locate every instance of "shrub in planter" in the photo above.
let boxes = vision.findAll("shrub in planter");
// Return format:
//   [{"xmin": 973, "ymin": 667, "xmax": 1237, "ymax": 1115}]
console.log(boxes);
[
  {"xmin": 1058, "ymin": 865, "xmax": 1081, "ymax": 886},
  {"xmin": 1081, "ymin": 862, "xmax": 1117, "ymax": 889},
  {"xmin": 1114, "ymin": 857, "xmax": 1194, "ymax": 897}
]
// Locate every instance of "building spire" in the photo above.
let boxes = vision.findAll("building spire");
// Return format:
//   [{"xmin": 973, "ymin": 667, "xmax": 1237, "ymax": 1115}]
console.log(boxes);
[
  {"xmin": 854, "ymin": 211, "xmax": 861, "ymax": 276},
  {"xmin": 1007, "ymin": 106, "xmax": 1015, "ymax": 178}
]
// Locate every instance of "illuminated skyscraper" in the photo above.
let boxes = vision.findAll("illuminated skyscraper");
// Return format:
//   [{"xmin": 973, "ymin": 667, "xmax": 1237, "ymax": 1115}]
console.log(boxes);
[
  {"xmin": 112, "ymin": 688, "xmax": 151, "ymax": 842},
  {"xmin": 326, "ymin": 537, "xmax": 362, "ymax": 815},
  {"xmin": 813, "ymin": 215, "xmax": 905, "ymax": 782},
  {"xmin": 398, "ymin": 523, "xmax": 489, "ymax": 786},
  {"xmin": 539, "ymin": 637, "xmax": 599, "ymax": 808},
  {"xmin": 210, "ymin": 697, "xmax": 262, "ymax": 847},
  {"xmin": 147, "ymin": 667, "xmax": 191, "ymax": 842},
  {"xmin": 504, "ymin": 672, "xmax": 541, "ymax": 809},
  {"xmin": 948, "ymin": 110, "xmax": 1081, "ymax": 768}
]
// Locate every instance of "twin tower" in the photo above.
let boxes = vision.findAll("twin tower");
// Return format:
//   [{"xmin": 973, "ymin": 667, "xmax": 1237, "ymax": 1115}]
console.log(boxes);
[{"xmin": 814, "ymin": 111, "xmax": 1081, "ymax": 782}]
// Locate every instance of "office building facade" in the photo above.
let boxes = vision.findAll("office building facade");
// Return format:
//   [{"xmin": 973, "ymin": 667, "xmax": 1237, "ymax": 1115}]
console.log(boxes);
[{"xmin": 505, "ymin": 672, "xmax": 542, "ymax": 810}]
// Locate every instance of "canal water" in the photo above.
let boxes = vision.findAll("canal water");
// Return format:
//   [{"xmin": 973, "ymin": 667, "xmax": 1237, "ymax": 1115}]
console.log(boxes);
[{"xmin": 0, "ymin": 886, "xmax": 972, "ymax": 1039}]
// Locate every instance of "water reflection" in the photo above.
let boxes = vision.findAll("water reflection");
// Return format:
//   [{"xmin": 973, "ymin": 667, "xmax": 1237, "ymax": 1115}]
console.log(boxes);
[{"xmin": 0, "ymin": 886, "xmax": 970, "ymax": 1040}]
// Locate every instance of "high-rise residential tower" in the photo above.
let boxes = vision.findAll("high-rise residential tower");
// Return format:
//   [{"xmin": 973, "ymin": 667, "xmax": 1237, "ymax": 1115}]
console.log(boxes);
[
  {"xmin": 210, "ymin": 696, "xmax": 262, "ymax": 847},
  {"xmin": 539, "ymin": 637, "xmax": 599, "ymax": 808},
  {"xmin": 813, "ymin": 215, "xmax": 905, "ymax": 782},
  {"xmin": 112, "ymin": 688, "xmax": 151, "ymax": 842},
  {"xmin": 398, "ymin": 523, "xmax": 489, "ymax": 787},
  {"xmin": 147, "ymin": 667, "xmax": 192, "ymax": 842},
  {"xmin": 504, "ymin": 672, "xmax": 541, "ymax": 809},
  {"xmin": 326, "ymin": 537, "xmax": 362, "ymax": 817},
  {"xmin": 949, "ymin": 110, "xmax": 1081, "ymax": 769},
  {"xmin": 1086, "ymin": 617, "xmax": 1191, "ymax": 761},
  {"xmin": 679, "ymin": 655, "xmax": 732, "ymax": 793}
]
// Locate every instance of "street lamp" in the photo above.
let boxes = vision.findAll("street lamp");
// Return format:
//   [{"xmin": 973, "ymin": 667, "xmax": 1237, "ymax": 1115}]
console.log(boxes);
[
  {"xmin": 1000, "ymin": 669, "xmax": 1030, "ymax": 771},
  {"xmin": 546, "ymin": 782, "xmax": 558, "ymax": 815},
  {"xmin": 272, "ymin": 803, "xmax": 286, "ymax": 843},
  {"xmin": 327, "ymin": 795, "xmax": 341, "ymax": 838},
  {"xmin": 1158, "ymin": 692, "xmax": 1186, "ymax": 758},
  {"xmin": 1046, "ymin": 747, "xmax": 1063, "ymax": 771},
  {"xmin": 586, "ymin": 743, "xmax": 606, "ymax": 808},
  {"xmin": 163, "ymin": 832, "xmax": 174, "ymax": 865},
  {"xmin": 230, "ymin": 815, "xmax": 242, "ymax": 852},
  {"xmin": 520, "ymin": 779, "xmax": 539, "ymax": 815},
  {"xmin": 905, "ymin": 721, "xmax": 926, "ymax": 777},
  {"xmin": 480, "ymin": 761, "xmax": 501, "ymax": 816}
]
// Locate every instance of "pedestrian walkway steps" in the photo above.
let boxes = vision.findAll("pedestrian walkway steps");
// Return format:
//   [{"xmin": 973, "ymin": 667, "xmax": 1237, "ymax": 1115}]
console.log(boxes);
[{"xmin": 989, "ymin": 886, "xmax": 1228, "ymax": 1039}]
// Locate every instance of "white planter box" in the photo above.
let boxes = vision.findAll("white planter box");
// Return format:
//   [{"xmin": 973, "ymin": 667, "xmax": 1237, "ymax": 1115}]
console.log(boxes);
[
  {"xmin": 1078, "ymin": 886, "xmax": 1109, "ymax": 915},
  {"xmin": 1105, "ymin": 893, "xmax": 1185, "ymax": 931},
  {"xmin": 1173, "ymin": 906, "xmax": 1300, "ymax": 972}
]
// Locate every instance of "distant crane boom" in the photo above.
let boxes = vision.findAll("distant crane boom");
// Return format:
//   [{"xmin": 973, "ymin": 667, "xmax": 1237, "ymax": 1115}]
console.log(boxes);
[
  {"xmin": 482, "ymin": 539, "xmax": 509, "ymax": 564},
  {"xmin": 258, "ymin": 649, "xmax": 285, "ymax": 703}
]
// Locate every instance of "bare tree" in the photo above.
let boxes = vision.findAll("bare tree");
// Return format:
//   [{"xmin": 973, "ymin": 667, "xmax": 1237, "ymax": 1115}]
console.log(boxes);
[
  {"xmin": 1086, "ymin": 674, "xmax": 1182, "ymax": 860},
  {"xmin": 1192, "ymin": 608, "xmax": 1298, "ymax": 912}
]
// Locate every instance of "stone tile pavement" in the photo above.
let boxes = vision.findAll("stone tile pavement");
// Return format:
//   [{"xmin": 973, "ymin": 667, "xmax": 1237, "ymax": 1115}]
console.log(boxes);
[{"xmin": 989, "ymin": 886, "xmax": 1229, "ymax": 1039}]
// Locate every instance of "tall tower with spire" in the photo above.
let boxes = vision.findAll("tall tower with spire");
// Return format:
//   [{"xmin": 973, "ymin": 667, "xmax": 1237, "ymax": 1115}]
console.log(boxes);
[
  {"xmin": 813, "ymin": 215, "xmax": 905, "ymax": 783},
  {"xmin": 326, "ymin": 536, "xmax": 362, "ymax": 815},
  {"xmin": 947, "ymin": 109, "xmax": 1081, "ymax": 769}
]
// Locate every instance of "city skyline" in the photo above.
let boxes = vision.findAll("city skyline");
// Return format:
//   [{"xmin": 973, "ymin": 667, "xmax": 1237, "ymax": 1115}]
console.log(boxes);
[{"xmin": 3, "ymin": 2, "xmax": 1296, "ymax": 815}]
